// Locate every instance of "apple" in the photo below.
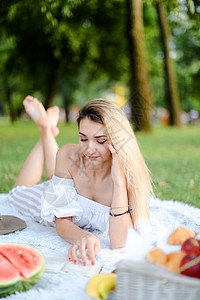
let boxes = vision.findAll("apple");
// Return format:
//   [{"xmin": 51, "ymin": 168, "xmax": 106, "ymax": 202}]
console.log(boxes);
[
  {"xmin": 181, "ymin": 238, "xmax": 200, "ymax": 255},
  {"xmin": 180, "ymin": 253, "xmax": 200, "ymax": 278}
]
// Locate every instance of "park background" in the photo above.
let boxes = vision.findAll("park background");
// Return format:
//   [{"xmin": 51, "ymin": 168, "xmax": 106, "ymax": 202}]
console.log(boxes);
[{"xmin": 0, "ymin": 0, "xmax": 199, "ymax": 208}]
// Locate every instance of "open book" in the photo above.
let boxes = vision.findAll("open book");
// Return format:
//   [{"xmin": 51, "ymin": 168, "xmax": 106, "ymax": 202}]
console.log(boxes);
[{"xmin": 45, "ymin": 256, "xmax": 102, "ymax": 278}]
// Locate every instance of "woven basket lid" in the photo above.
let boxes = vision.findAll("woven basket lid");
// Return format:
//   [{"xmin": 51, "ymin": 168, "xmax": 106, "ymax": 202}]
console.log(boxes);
[{"xmin": 0, "ymin": 215, "xmax": 27, "ymax": 235}]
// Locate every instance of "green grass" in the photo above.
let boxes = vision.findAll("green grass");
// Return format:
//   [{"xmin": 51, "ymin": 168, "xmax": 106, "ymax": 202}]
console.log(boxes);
[
  {"xmin": 0, "ymin": 119, "xmax": 200, "ymax": 208},
  {"xmin": 136, "ymin": 125, "xmax": 200, "ymax": 208}
]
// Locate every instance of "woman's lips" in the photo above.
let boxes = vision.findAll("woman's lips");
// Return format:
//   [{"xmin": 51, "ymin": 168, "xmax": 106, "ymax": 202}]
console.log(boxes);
[{"xmin": 88, "ymin": 156, "xmax": 99, "ymax": 160}]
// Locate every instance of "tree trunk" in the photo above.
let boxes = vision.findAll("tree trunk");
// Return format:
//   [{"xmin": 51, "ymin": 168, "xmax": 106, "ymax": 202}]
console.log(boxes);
[
  {"xmin": 156, "ymin": 0, "xmax": 181, "ymax": 126},
  {"xmin": 5, "ymin": 85, "xmax": 16, "ymax": 122},
  {"xmin": 126, "ymin": 0, "xmax": 153, "ymax": 132},
  {"xmin": 44, "ymin": 55, "xmax": 67, "ymax": 109},
  {"xmin": 63, "ymin": 94, "xmax": 70, "ymax": 123}
]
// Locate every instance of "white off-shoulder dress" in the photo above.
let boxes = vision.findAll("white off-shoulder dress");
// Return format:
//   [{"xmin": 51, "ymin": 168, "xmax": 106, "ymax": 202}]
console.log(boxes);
[{"xmin": 7, "ymin": 174, "xmax": 110, "ymax": 235}]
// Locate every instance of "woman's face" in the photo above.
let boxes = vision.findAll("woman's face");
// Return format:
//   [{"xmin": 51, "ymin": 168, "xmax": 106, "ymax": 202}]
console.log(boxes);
[{"xmin": 78, "ymin": 117, "xmax": 111, "ymax": 164}]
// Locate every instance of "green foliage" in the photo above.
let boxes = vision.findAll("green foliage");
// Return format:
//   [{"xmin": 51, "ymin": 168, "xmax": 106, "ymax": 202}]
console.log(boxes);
[
  {"xmin": 0, "ymin": 0, "xmax": 129, "ymax": 114},
  {"xmin": 168, "ymin": 7, "xmax": 200, "ymax": 111},
  {"xmin": 144, "ymin": 0, "xmax": 194, "ymax": 13},
  {"xmin": 0, "ymin": 0, "xmax": 200, "ymax": 119},
  {"xmin": 143, "ymin": 0, "xmax": 200, "ymax": 112},
  {"xmin": 143, "ymin": 4, "xmax": 165, "ymax": 107}
]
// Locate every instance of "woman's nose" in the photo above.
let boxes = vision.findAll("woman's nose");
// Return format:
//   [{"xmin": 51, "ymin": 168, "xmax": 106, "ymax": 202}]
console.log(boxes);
[{"xmin": 87, "ymin": 141, "xmax": 96, "ymax": 154}]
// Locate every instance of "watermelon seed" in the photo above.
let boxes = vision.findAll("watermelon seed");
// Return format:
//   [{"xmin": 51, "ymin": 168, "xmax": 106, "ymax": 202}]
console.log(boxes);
[
  {"xmin": 19, "ymin": 254, "xmax": 25, "ymax": 263},
  {"xmin": 27, "ymin": 263, "xmax": 31, "ymax": 268},
  {"xmin": 34, "ymin": 257, "xmax": 37, "ymax": 261},
  {"xmin": 18, "ymin": 250, "xmax": 22, "ymax": 254}
]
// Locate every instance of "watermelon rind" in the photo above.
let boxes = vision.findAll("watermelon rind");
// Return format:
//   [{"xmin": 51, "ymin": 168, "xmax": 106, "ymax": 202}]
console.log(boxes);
[
  {"xmin": 0, "ymin": 243, "xmax": 45, "ymax": 297},
  {"xmin": 0, "ymin": 279, "xmax": 34, "ymax": 297},
  {"xmin": 0, "ymin": 282, "xmax": 22, "ymax": 298}
]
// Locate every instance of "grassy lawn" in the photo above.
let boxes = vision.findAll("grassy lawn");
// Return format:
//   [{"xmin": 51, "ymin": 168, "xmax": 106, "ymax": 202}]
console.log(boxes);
[
  {"xmin": 0, "ymin": 118, "xmax": 200, "ymax": 208},
  {"xmin": 136, "ymin": 125, "xmax": 200, "ymax": 208}
]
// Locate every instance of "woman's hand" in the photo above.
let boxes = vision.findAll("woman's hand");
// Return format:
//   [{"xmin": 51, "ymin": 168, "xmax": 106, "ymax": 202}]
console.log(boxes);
[
  {"xmin": 107, "ymin": 142, "xmax": 126, "ymax": 186},
  {"xmin": 68, "ymin": 232, "xmax": 100, "ymax": 266}
]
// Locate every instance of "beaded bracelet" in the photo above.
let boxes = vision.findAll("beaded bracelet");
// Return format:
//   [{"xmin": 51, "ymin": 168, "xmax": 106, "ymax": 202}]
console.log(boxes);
[{"xmin": 109, "ymin": 207, "xmax": 132, "ymax": 217}]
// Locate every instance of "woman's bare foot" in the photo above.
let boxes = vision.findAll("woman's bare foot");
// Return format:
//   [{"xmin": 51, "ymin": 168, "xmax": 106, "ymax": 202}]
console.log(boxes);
[
  {"xmin": 47, "ymin": 106, "xmax": 60, "ymax": 137},
  {"xmin": 23, "ymin": 96, "xmax": 50, "ymax": 130}
]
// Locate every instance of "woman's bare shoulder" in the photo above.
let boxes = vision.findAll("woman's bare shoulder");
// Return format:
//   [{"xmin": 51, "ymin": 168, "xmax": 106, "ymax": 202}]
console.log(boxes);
[
  {"xmin": 58, "ymin": 143, "xmax": 78, "ymax": 153},
  {"xmin": 57, "ymin": 144, "xmax": 79, "ymax": 161},
  {"xmin": 55, "ymin": 144, "xmax": 80, "ymax": 178}
]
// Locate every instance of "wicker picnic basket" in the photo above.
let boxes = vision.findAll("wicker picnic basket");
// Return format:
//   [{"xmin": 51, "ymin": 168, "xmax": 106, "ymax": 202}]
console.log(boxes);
[{"xmin": 113, "ymin": 260, "xmax": 200, "ymax": 300}]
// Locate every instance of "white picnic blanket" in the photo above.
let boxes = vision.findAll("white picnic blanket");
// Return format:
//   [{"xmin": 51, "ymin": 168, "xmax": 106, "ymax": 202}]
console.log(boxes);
[{"xmin": 0, "ymin": 193, "xmax": 200, "ymax": 300}]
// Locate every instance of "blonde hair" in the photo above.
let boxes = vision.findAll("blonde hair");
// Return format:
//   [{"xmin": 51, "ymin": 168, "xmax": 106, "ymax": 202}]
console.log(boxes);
[{"xmin": 77, "ymin": 99, "xmax": 154, "ymax": 231}]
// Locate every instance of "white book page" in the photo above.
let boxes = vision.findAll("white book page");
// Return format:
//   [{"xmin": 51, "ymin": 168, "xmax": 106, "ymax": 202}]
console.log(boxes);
[
  {"xmin": 45, "ymin": 256, "xmax": 102, "ymax": 277},
  {"xmin": 45, "ymin": 256, "xmax": 67, "ymax": 273}
]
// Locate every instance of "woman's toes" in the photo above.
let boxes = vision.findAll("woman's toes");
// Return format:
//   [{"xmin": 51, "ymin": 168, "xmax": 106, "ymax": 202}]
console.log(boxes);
[
  {"xmin": 23, "ymin": 96, "xmax": 38, "ymax": 107},
  {"xmin": 22, "ymin": 95, "xmax": 49, "ymax": 128},
  {"xmin": 23, "ymin": 96, "xmax": 31, "ymax": 107},
  {"xmin": 47, "ymin": 106, "xmax": 60, "ymax": 123},
  {"xmin": 47, "ymin": 106, "xmax": 60, "ymax": 116}
]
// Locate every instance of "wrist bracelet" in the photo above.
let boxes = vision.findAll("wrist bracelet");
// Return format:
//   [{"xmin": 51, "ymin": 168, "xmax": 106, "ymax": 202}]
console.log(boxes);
[{"xmin": 109, "ymin": 208, "xmax": 132, "ymax": 217}]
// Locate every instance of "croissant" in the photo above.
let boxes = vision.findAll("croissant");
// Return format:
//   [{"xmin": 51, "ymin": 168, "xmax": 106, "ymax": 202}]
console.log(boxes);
[
  {"xmin": 168, "ymin": 226, "xmax": 195, "ymax": 245},
  {"xmin": 146, "ymin": 248, "xmax": 167, "ymax": 265}
]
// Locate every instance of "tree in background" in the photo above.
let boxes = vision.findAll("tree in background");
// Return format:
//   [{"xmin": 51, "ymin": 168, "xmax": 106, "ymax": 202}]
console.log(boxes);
[
  {"xmin": 126, "ymin": 0, "xmax": 153, "ymax": 131},
  {"xmin": 0, "ymin": 0, "xmax": 60, "ymax": 118},
  {"xmin": 0, "ymin": 0, "xmax": 199, "ymax": 129},
  {"xmin": 169, "ymin": 0, "xmax": 200, "ymax": 113},
  {"xmin": 0, "ymin": 0, "xmax": 129, "ymax": 118},
  {"xmin": 156, "ymin": 0, "xmax": 181, "ymax": 126}
]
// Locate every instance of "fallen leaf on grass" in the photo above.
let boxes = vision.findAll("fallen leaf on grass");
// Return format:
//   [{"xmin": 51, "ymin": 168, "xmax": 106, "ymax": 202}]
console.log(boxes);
[
  {"xmin": 158, "ymin": 181, "xmax": 167, "ymax": 187},
  {"xmin": 189, "ymin": 179, "xmax": 194, "ymax": 188}
]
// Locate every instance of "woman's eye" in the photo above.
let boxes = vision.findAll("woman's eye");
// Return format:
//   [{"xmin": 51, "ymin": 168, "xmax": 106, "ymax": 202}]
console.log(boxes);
[
  {"xmin": 80, "ymin": 139, "xmax": 87, "ymax": 142},
  {"xmin": 97, "ymin": 140, "xmax": 106, "ymax": 144}
]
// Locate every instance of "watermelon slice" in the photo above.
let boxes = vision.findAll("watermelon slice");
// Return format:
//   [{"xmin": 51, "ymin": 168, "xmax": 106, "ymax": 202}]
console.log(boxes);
[{"xmin": 0, "ymin": 243, "xmax": 45, "ymax": 297}]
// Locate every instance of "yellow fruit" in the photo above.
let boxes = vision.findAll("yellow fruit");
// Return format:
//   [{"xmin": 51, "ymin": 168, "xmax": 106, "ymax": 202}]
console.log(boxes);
[
  {"xmin": 97, "ymin": 274, "xmax": 116, "ymax": 299},
  {"xmin": 86, "ymin": 273, "xmax": 114, "ymax": 299}
]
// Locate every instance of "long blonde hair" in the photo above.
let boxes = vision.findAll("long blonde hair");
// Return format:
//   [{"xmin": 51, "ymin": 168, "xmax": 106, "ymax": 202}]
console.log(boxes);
[{"xmin": 77, "ymin": 99, "xmax": 153, "ymax": 231}]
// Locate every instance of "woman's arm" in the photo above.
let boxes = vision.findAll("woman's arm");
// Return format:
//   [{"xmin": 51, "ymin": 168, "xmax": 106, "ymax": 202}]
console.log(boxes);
[
  {"xmin": 107, "ymin": 143, "xmax": 133, "ymax": 249},
  {"xmin": 54, "ymin": 145, "xmax": 100, "ymax": 265},
  {"xmin": 109, "ymin": 182, "xmax": 133, "ymax": 249},
  {"xmin": 55, "ymin": 217, "xmax": 100, "ymax": 265}
]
